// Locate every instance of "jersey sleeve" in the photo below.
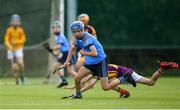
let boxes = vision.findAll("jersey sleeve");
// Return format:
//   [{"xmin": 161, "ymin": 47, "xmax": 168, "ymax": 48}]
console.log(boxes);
[
  {"xmin": 84, "ymin": 38, "xmax": 93, "ymax": 48},
  {"xmin": 4, "ymin": 28, "xmax": 13, "ymax": 50},
  {"xmin": 55, "ymin": 36, "xmax": 63, "ymax": 45},
  {"xmin": 74, "ymin": 40, "xmax": 82, "ymax": 50}
]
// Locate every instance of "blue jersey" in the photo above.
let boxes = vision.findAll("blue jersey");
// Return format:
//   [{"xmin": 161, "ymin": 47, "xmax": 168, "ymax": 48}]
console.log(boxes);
[
  {"xmin": 74, "ymin": 32, "xmax": 106, "ymax": 65},
  {"xmin": 55, "ymin": 33, "xmax": 69, "ymax": 52}
]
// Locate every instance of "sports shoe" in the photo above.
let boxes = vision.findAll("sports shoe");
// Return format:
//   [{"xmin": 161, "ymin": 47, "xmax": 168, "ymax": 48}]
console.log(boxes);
[
  {"xmin": 160, "ymin": 62, "xmax": 179, "ymax": 70},
  {"xmin": 57, "ymin": 80, "xmax": 68, "ymax": 88},
  {"xmin": 120, "ymin": 89, "xmax": 130, "ymax": 98},
  {"xmin": 71, "ymin": 94, "xmax": 82, "ymax": 99},
  {"xmin": 123, "ymin": 73, "xmax": 136, "ymax": 87},
  {"xmin": 61, "ymin": 94, "xmax": 74, "ymax": 99}
]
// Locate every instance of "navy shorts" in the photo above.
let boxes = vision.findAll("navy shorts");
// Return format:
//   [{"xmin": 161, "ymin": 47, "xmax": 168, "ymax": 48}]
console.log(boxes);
[
  {"xmin": 84, "ymin": 58, "xmax": 108, "ymax": 77},
  {"xmin": 57, "ymin": 51, "xmax": 76, "ymax": 64}
]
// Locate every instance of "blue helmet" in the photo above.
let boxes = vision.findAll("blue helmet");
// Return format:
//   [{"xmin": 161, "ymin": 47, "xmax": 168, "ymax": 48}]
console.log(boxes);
[
  {"xmin": 70, "ymin": 21, "xmax": 84, "ymax": 32},
  {"xmin": 10, "ymin": 14, "xmax": 20, "ymax": 21}
]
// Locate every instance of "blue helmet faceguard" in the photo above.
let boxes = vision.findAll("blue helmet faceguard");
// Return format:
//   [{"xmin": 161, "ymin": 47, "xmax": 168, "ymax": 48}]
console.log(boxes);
[
  {"xmin": 10, "ymin": 14, "xmax": 21, "ymax": 21},
  {"xmin": 70, "ymin": 21, "xmax": 84, "ymax": 32}
]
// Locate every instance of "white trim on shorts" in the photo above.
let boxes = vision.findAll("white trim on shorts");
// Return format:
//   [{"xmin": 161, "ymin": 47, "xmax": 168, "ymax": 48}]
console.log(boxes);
[
  {"xmin": 131, "ymin": 71, "xmax": 142, "ymax": 82},
  {"xmin": 7, "ymin": 48, "xmax": 23, "ymax": 59}
]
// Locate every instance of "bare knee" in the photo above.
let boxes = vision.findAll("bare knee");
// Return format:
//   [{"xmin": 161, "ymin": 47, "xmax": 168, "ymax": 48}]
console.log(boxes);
[
  {"xmin": 101, "ymin": 86, "xmax": 110, "ymax": 91},
  {"xmin": 75, "ymin": 76, "xmax": 82, "ymax": 84},
  {"xmin": 147, "ymin": 80, "xmax": 155, "ymax": 86}
]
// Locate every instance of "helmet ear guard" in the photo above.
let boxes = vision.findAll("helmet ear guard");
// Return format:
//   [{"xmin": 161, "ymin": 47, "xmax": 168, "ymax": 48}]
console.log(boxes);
[{"xmin": 70, "ymin": 21, "xmax": 84, "ymax": 32}]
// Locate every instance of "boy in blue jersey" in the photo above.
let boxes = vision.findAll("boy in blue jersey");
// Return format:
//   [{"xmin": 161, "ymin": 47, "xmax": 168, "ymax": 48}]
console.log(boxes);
[
  {"xmin": 63, "ymin": 21, "xmax": 136, "ymax": 99},
  {"xmin": 51, "ymin": 21, "xmax": 77, "ymax": 88}
]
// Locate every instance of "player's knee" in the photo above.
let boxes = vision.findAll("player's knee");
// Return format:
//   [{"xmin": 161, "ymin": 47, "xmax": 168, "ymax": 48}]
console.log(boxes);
[
  {"xmin": 148, "ymin": 80, "xmax": 155, "ymax": 86},
  {"xmin": 101, "ymin": 86, "xmax": 110, "ymax": 91},
  {"xmin": 75, "ymin": 76, "xmax": 82, "ymax": 83}
]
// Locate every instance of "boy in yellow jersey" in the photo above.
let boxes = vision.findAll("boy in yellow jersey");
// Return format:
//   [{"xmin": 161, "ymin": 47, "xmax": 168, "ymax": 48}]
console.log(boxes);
[
  {"xmin": 75, "ymin": 14, "xmax": 97, "ymax": 71},
  {"xmin": 4, "ymin": 14, "xmax": 26, "ymax": 85}
]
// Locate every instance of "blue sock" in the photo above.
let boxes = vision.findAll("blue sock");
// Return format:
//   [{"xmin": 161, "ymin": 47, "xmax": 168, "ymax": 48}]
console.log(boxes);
[
  {"xmin": 118, "ymin": 76, "xmax": 127, "ymax": 84},
  {"xmin": 76, "ymin": 92, "xmax": 82, "ymax": 97}
]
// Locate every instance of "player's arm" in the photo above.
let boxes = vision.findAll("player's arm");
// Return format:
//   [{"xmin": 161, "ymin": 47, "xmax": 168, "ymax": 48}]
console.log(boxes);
[
  {"xmin": 64, "ymin": 44, "xmax": 75, "ymax": 66},
  {"xmin": 80, "ymin": 45, "xmax": 97, "ymax": 57},
  {"xmin": 70, "ymin": 37, "xmax": 76, "ymax": 46},
  {"xmin": 52, "ymin": 44, "xmax": 61, "ymax": 51},
  {"xmin": 4, "ymin": 29, "xmax": 13, "ymax": 50},
  {"xmin": 90, "ymin": 26, "xmax": 97, "ymax": 38},
  {"xmin": 53, "ymin": 36, "xmax": 64, "ymax": 51}
]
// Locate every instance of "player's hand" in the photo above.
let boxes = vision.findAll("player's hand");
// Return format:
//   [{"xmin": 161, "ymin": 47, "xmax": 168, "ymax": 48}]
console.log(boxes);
[
  {"xmin": 79, "ymin": 50, "xmax": 85, "ymax": 56},
  {"xmin": 63, "ymin": 61, "xmax": 70, "ymax": 67},
  {"xmin": 8, "ymin": 47, "xmax": 14, "ymax": 51},
  {"xmin": 8, "ymin": 46, "xmax": 15, "ymax": 51},
  {"xmin": 52, "ymin": 64, "xmax": 60, "ymax": 74},
  {"xmin": 11, "ymin": 39, "xmax": 15, "ymax": 45}
]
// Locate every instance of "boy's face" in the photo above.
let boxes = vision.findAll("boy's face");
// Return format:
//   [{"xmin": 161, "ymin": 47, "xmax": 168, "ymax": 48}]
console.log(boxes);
[
  {"xmin": 72, "ymin": 30, "xmax": 83, "ymax": 39},
  {"xmin": 52, "ymin": 27, "xmax": 61, "ymax": 35},
  {"xmin": 10, "ymin": 20, "xmax": 20, "ymax": 26}
]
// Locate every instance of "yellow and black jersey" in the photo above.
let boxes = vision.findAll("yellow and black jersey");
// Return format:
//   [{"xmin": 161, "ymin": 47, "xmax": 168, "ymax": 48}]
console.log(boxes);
[
  {"xmin": 84, "ymin": 25, "xmax": 96, "ymax": 37},
  {"xmin": 4, "ymin": 26, "xmax": 26, "ymax": 50}
]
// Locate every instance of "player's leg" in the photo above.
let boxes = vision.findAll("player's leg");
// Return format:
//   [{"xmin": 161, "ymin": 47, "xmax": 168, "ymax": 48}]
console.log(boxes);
[
  {"xmin": 101, "ymin": 73, "xmax": 137, "ymax": 90},
  {"xmin": 66, "ymin": 65, "xmax": 77, "ymax": 78},
  {"xmin": 100, "ymin": 59, "xmax": 136, "ymax": 91},
  {"xmin": 81, "ymin": 78, "xmax": 98, "ymax": 92},
  {"xmin": 53, "ymin": 62, "xmax": 68, "ymax": 88},
  {"xmin": 134, "ymin": 71, "xmax": 158, "ymax": 86},
  {"xmin": 7, "ymin": 50, "xmax": 19, "ymax": 84},
  {"xmin": 81, "ymin": 74, "xmax": 94, "ymax": 85},
  {"xmin": 113, "ymin": 86, "xmax": 130, "ymax": 98},
  {"xmin": 75, "ymin": 56, "xmax": 85, "ymax": 71},
  {"xmin": 64, "ymin": 74, "xmax": 93, "ymax": 89},
  {"xmin": 108, "ymin": 78, "xmax": 130, "ymax": 98},
  {"xmin": 73, "ymin": 66, "xmax": 92, "ymax": 98},
  {"xmin": 55, "ymin": 52, "xmax": 73, "ymax": 88},
  {"xmin": 15, "ymin": 48, "xmax": 25, "ymax": 85},
  {"xmin": 100, "ymin": 74, "xmax": 136, "ymax": 90},
  {"xmin": 135, "ymin": 62, "xmax": 178, "ymax": 86},
  {"xmin": 11, "ymin": 61, "xmax": 20, "ymax": 85},
  {"xmin": 16, "ymin": 57, "xmax": 25, "ymax": 85},
  {"xmin": 100, "ymin": 77, "xmax": 120, "ymax": 91}
]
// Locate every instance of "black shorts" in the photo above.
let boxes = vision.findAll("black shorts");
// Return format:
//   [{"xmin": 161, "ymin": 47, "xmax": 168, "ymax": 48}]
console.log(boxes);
[
  {"xmin": 84, "ymin": 58, "xmax": 108, "ymax": 77},
  {"xmin": 57, "ymin": 51, "xmax": 76, "ymax": 64}
]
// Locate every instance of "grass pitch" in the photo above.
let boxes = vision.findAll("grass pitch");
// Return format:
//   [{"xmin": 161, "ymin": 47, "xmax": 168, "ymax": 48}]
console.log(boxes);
[{"xmin": 0, "ymin": 77, "xmax": 180, "ymax": 109}]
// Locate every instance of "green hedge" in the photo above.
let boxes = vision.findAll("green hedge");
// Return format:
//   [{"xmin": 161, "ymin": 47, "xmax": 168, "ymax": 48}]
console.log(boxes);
[{"xmin": 77, "ymin": 0, "xmax": 180, "ymax": 47}]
